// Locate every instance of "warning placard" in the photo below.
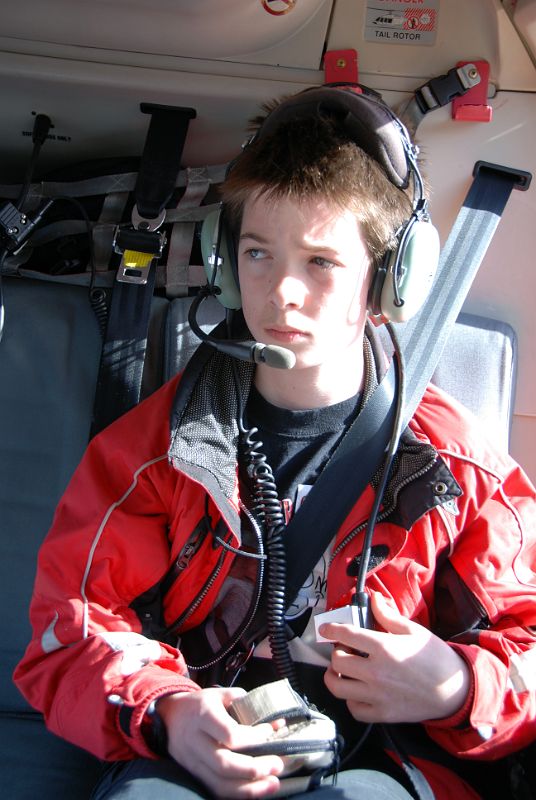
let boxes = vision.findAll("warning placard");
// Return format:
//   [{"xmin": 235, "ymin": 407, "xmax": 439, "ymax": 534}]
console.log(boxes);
[{"xmin": 365, "ymin": 0, "xmax": 440, "ymax": 46}]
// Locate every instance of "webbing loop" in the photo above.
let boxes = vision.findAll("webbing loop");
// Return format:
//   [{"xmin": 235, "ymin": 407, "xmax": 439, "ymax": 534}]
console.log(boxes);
[{"xmin": 135, "ymin": 103, "xmax": 196, "ymax": 220}]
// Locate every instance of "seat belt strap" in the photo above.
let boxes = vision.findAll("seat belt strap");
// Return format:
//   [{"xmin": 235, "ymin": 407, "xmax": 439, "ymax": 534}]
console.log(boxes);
[
  {"xmin": 399, "ymin": 160, "xmax": 531, "ymax": 430},
  {"xmin": 282, "ymin": 160, "xmax": 531, "ymax": 609},
  {"xmin": 401, "ymin": 62, "xmax": 482, "ymax": 132},
  {"xmin": 135, "ymin": 103, "xmax": 196, "ymax": 219},
  {"xmin": 381, "ymin": 725, "xmax": 435, "ymax": 800},
  {"xmin": 283, "ymin": 358, "xmax": 398, "ymax": 607},
  {"xmin": 91, "ymin": 269, "xmax": 158, "ymax": 431},
  {"xmin": 91, "ymin": 105, "xmax": 195, "ymax": 436}
]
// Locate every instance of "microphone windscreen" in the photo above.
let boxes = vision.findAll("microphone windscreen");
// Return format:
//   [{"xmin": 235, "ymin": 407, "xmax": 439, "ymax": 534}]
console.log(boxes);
[{"xmin": 257, "ymin": 344, "xmax": 296, "ymax": 370}]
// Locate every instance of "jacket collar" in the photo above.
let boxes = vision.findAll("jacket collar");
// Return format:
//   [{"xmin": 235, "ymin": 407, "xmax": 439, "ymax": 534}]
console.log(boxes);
[{"xmin": 379, "ymin": 428, "xmax": 462, "ymax": 530}]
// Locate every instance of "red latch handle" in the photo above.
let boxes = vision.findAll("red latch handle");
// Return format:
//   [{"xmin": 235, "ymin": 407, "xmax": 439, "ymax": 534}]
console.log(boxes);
[
  {"xmin": 452, "ymin": 60, "xmax": 493, "ymax": 122},
  {"xmin": 324, "ymin": 49, "xmax": 359, "ymax": 86}
]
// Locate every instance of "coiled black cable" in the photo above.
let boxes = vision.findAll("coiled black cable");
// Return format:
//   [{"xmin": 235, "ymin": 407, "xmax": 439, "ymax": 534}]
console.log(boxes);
[
  {"xmin": 241, "ymin": 423, "xmax": 300, "ymax": 692},
  {"xmin": 225, "ymin": 312, "xmax": 301, "ymax": 691},
  {"xmin": 89, "ymin": 287, "xmax": 108, "ymax": 337},
  {"xmin": 51, "ymin": 195, "xmax": 107, "ymax": 337}
]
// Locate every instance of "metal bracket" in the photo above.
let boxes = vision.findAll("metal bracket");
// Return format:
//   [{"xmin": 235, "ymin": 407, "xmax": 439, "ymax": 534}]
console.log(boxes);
[
  {"xmin": 112, "ymin": 205, "xmax": 167, "ymax": 285},
  {"xmin": 323, "ymin": 48, "xmax": 359, "ymax": 85},
  {"xmin": 473, "ymin": 161, "xmax": 532, "ymax": 191}
]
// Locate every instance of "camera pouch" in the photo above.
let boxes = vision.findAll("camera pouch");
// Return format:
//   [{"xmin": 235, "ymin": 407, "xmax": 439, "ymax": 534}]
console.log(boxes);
[{"xmin": 228, "ymin": 679, "xmax": 342, "ymax": 796}]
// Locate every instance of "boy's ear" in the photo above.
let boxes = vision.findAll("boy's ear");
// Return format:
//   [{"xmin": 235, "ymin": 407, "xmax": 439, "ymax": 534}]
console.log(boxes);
[
  {"xmin": 368, "ymin": 217, "xmax": 440, "ymax": 323},
  {"xmin": 200, "ymin": 209, "xmax": 242, "ymax": 310}
]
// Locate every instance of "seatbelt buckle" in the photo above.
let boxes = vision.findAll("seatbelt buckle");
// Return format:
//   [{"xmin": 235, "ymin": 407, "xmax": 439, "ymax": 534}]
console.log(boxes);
[
  {"xmin": 414, "ymin": 62, "xmax": 482, "ymax": 115},
  {"xmin": 113, "ymin": 206, "xmax": 167, "ymax": 284}
]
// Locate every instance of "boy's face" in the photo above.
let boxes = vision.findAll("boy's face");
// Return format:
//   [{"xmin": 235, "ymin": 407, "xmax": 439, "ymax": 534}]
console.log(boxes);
[{"xmin": 237, "ymin": 192, "xmax": 372, "ymax": 375}]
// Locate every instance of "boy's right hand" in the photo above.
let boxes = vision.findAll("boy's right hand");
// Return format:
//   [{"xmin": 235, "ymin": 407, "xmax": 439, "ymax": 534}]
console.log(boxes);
[{"xmin": 156, "ymin": 687, "xmax": 285, "ymax": 799}]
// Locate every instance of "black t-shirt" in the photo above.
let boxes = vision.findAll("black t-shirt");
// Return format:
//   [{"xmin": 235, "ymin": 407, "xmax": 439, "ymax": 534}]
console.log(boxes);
[
  {"xmin": 243, "ymin": 385, "xmax": 361, "ymax": 656},
  {"xmin": 245, "ymin": 384, "xmax": 360, "ymax": 518}
]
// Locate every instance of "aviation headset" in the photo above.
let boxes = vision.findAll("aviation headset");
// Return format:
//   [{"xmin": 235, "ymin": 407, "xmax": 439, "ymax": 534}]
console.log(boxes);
[{"xmin": 195, "ymin": 84, "xmax": 440, "ymax": 367}]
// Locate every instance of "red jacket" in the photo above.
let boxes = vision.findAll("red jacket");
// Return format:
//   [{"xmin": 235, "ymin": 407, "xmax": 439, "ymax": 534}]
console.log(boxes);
[{"xmin": 14, "ymin": 343, "xmax": 536, "ymax": 800}]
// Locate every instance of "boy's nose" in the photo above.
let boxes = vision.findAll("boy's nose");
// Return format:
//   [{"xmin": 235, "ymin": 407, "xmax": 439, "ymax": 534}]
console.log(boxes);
[{"xmin": 270, "ymin": 272, "xmax": 306, "ymax": 309}]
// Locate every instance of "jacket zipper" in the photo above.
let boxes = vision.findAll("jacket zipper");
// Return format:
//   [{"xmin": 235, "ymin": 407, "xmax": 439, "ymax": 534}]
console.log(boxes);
[
  {"xmin": 164, "ymin": 547, "xmax": 227, "ymax": 637},
  {"xmin": 160, "ymin": 518, "xmax": 209, "ymax": 598},
  {"xmin": 186, "ymin": 503, "xmax": 266, "ymax": 676},
  {"xmin": 331, "ymin": 457, "xmax": 437, "ymax": 563}
]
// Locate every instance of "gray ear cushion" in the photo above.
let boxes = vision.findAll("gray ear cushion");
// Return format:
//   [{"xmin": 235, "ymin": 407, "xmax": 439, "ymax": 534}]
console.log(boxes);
[{"xmin": 256, "ymin": 87, "xmax": 410, "ymax": 190}]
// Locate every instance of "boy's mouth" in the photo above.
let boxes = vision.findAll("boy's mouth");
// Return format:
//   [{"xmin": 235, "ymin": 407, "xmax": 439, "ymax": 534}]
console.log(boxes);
[{"xmin": 265, "ymin": 326, "xmax": 309, "ymax": 343}]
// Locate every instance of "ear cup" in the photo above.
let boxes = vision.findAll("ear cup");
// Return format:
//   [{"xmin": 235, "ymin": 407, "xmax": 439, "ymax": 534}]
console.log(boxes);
[
  {"xmin": 370, "ymin": 218, "xmax": 440, "ymax": 323},
  {"xmin": 367, "ymin": 254, "xmax": 389, "ymax": 318},
  {"xmin": 200, "ymin": 209, "xmax": 242, "ymax": 309}
]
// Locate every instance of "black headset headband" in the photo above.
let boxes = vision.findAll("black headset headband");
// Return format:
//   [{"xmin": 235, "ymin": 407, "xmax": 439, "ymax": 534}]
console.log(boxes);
[
  {"xmin": 254, "ymin": 86, "xmax": 412, "ymax": 191},
  {"xmin": 196, "ymin": 83, "xmax": 439, "ymax": 352}
]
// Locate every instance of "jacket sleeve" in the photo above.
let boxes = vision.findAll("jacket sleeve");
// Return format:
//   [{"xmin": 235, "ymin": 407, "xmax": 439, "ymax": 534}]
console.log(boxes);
[
  {"xmin": 13, "ymin": 377, "xmax": 201, "ymax": 761},
  {"xmin": 424, "ymin": 443, "xmax": 536, "ymax": 761}
]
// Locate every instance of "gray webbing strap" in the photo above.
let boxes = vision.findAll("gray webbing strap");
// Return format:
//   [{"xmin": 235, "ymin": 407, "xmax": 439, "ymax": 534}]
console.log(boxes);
[
  {"xmin": 21, "ymin": 203, "xmax": 219, "ymax": 252},
  {"xmin": 91, "ymin": 106, "xmax": 196, "ymax": 436},
  {"xmin": 283, "ymin": 359, "xmax": 398, "ymax": 608},
  {"xmin": 398, "ymin": 160, "xmax": 531, "ymax": 430},
  {"xmin": 0, "ymin": 165, "xmax": 227, "ymax": 201},
  {"xmin": 159, "ymin": 166, "xmax": 212, "ymax": 297},
  {"xmin": 93, "ymin": 191, "xmax": 129, "ymax": 271}
]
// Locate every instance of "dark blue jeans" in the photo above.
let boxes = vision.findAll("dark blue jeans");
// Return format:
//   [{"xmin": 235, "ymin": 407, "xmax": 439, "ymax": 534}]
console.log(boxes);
[{"xmin": 90, "ymin": 757, "xmax": 414, "ymax": 800}]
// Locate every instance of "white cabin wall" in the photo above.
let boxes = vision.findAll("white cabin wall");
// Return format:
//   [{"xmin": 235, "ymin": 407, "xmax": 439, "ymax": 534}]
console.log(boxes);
[
  {"xmin": 1, "ymin": 0, "xmax": 535, "ymax": 480},
  {"xmin": 414, "ymin": 96, "xmax": 536, "ymax": 483},
  {"xmin": 326, "ymin": 0, "xmax": 536, "ymax": 481}
]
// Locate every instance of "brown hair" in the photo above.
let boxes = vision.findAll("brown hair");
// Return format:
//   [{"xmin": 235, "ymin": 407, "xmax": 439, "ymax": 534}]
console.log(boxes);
[{"xmin": 220, "ymin": 100, "xmax": 415, "ymax": 266}]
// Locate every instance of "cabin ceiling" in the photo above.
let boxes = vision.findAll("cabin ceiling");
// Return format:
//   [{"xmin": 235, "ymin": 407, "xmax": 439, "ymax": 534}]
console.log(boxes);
[{"xmin": 0, "ymin": 0, "xmax": 534, "ymax": 180}]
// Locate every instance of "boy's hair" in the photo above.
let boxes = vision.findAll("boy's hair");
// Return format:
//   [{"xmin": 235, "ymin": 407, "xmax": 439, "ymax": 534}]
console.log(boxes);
[{"xmin": 220, "ymin": 96, "xmax": 416, "ymax": 266}]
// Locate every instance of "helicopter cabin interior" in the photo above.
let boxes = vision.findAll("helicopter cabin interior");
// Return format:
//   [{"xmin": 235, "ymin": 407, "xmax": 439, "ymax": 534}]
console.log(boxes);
[{"xmin": 0, "ymin": 1, "xmax": 535, "ymax": 798}]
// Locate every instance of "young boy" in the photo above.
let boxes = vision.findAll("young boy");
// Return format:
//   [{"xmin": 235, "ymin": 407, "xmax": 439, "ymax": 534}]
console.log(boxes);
[{"xmin": 14, "ymin": 86, "xmax": 536, "ymax": 800}]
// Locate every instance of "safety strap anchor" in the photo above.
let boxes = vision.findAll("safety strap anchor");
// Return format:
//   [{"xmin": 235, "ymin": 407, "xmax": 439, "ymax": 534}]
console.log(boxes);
[
  {"xmin": 113, "ymin": 205, "xmax": 167, "ymax": 285},
  {"xmin": 473, "ymin": 160, "xmax": 532, "ymax": 192},
  {"xmin": 113, "ymin": 225, "xmax": 166, "ymax": 285}
]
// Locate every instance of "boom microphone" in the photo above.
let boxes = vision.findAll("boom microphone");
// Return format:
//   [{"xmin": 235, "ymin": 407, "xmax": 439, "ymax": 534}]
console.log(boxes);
[
  {"xmin": 207, "ymin": 338, "xmax": 296, "ymax": 369},
  {"xmin": 188, "ymin": 292, "xmax": 296, "ymax": 370}
]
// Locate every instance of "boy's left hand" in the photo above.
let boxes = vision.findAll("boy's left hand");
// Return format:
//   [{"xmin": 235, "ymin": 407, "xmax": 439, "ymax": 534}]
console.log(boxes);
[{"xmin": 321, "ymin": 591, "xmax": 471, "ymax": 723}]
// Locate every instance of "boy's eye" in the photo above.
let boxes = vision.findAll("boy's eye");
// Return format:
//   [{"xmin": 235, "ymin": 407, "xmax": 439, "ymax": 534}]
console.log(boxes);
[
  {"xmin": 244, "ymin": 248, "xmax": 266, "ymax": 260},
  {"xmin": 312, "ymin": 256, "xmax": 336, "ymax": 270}
]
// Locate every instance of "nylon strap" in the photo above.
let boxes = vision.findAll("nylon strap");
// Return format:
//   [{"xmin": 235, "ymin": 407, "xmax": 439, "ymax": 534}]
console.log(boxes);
[
  {"xmin": 91, "ymin": 267, "xmax": 158, "ymax": 433},
  {"xmin": 93, "ymin": 191, "xmax": 129, "ymax": 270},
  {"xmin": 283, "ymin": 359, "xmax": 397, "ymax": 608},
  {"xmin": 161, "ymin": 166, "xmax": 212, "ymax": 297},
  {"xmin": 381, "ymin": 725, "xmax": 435, "ymax": 800},
  {"xmin": 0, "ymin": 164, "xmax": 227, "ymax": 201},
  {"xmin": 91, "ymin": 105, "xmax": 195, "ymax": 435},
  {"xmin": 398, "ymin": 161, "xmax": 531, "ymax": 430},
  {"xmin": 135, "ymin": 103, "xmax": 196, "ymax": 220},
  {"xmin": 25, "ymin": 203, "xmax": 219, "ymax": 250}
]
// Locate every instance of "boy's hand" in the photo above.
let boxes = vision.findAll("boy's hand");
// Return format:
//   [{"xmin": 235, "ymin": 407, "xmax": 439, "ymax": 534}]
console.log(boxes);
[
  {"xmin": 157, "ymin": 687, "xmax": 284, "ymax": 798},
  {"xmin": 321, "ymin": 592, "xmax": 471, "ymax": 724}
]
